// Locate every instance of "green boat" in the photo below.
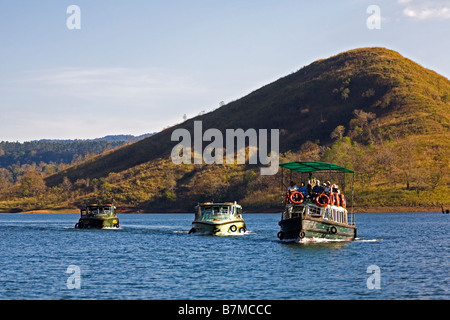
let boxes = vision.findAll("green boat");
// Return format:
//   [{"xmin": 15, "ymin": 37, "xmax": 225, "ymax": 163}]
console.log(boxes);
[
  {"xmin": 189, "ymin": 202, "xmax": 246, "ymax": 235},
  {"xmin": 277, "ymin": 161, "xmax": 357, "ymax": 242},
  {"xmin": 75, "ymin": 204, "xmax": 120, "ymax": 229}
]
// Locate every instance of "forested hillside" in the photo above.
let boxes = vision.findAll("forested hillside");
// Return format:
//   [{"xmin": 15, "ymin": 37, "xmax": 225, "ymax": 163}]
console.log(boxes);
[
  {"xmin": 1, "ymin": 47, "xmax": 448, "ymax": 212},
  {"xmin": 0, "ymin": 134, "xmax": 153, "ymax": 209}
]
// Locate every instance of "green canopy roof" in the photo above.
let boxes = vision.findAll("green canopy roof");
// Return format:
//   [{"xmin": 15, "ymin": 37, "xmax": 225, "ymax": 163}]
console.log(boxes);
[{"xmin": 279, "ymin": 161, "xmax": 354, "ymax": 173}]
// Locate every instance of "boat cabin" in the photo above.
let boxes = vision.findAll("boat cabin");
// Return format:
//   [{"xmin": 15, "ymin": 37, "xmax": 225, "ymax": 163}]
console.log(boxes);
[
  {"xmin": 81, "ymin": 204, "xmax": 116, "ymax": 217},
  {"xmin": 195, "ymin": 202, "xmax": 242, "ymax": 222}
]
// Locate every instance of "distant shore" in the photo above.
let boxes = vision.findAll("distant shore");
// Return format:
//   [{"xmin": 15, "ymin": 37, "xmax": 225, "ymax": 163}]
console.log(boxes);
[
  {"xmin": 353, "ymin": 206, "xmax": 443, "ymax": 213},
  {"xmin": 0, "ymin": 205, "xmax": 444, "ymax": 214}
]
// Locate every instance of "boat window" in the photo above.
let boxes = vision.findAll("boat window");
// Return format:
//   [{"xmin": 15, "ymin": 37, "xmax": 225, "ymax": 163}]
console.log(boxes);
[
  {"xmin": 283, "ymin": 205, "xmax": 305, "ymax": 220},
  {"xmin": 308, "ymin": 205, "xmax": 322, "ymax": 217},
  {"xmin": 102, "ymin": 206, "xmax": 112, "ymax": 214},
  {"xmin": 213, "ymin": 206, "xmax": 229, "ymax": 216},
  {"xmin": 88, "ymin": 207, "xmax": 99, "ymax": 214},
  {"xmin": 86, "ymin": 206, "xmax": 113, "ymax": 215},
  {"xmin": 199, "ymin": 205, "xmax": 231, "ymax": 220},
  {"xmin": 201, "ymin": 206, "xmax": 211, "ymax": 213}
]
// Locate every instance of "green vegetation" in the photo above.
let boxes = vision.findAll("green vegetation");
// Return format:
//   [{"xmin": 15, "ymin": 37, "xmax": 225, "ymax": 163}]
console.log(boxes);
[{"xmin": 0, "ymin": 47, "xmax": 448, "ymax": 212}]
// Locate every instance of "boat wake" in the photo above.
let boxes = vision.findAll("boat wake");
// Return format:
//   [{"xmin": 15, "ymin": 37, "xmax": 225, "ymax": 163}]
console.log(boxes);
[
  {"xmin": 65, "ymin": 226, "xmax": 121, "ymax": 230},
  {"xmin": 215, "ymin": 230, "xmax": 253, "ymax": 236},
  {"xmin": 102, "ymin": 226, "xmax": 122, "ymax": 230},
  {"xmin": 173, "ymin": 230, "xmax": 189, "ymax": 234},
  {"xmin": 354, "ymin": 238, "xmax": 382, "ymax": 242},
  {"xmin": 184, "ymin": 230, "xmax": 254, "ymax": 236},
  {"xmin": 280, "ymin": 237, "xmax": 382, "ymax": 244},
  {"xmin": 296, "ymin": 237, "xmax": 349, "ymax": 243}
]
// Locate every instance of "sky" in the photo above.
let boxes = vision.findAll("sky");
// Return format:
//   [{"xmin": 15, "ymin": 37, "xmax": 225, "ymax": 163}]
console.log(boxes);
[{"xmin": 0, "ymin": 0, "xmax": 449, "ymax": 142}]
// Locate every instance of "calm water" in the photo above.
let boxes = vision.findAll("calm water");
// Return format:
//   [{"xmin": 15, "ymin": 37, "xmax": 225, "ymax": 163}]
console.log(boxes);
[{"xmin": 0, "ymin": 212, "xmax": 448, "ymax": 300}]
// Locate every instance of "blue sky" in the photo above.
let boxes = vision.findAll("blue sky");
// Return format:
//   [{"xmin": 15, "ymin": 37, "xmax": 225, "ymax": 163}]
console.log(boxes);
[{"xmin": 1, "ymin": 0, "xmax": 449, "ymax": 141}]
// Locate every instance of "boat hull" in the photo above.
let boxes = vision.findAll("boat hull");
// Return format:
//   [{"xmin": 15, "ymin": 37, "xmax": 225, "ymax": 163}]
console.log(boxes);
[
  {"xmin": 278, "ymin": 216, "xmax": 356, "ymax": 241},
  {"xmin": 191, "ymin": 220, "xmax": 246, "ymax": 235},
  {"xmin": 76, "ymin": 216, "xmax": 120, "ymax": 229}
]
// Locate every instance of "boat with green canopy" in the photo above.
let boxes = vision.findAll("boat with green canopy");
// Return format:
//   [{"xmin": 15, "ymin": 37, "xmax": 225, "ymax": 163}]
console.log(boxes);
[{"xmin": 277, "ymin": 161, "xmax": 357, "ymax": 241}]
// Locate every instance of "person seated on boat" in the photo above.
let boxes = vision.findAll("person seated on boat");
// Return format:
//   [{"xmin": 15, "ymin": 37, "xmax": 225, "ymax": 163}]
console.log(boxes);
[
  {"xmin": 298, "ymin": 182, "xmax": 308, "ymax": 197},
  {"xmin": 311, "ymin": 180, "xmax": 324, "ymax": 199},
  {"xmin": 287, "ymin": 181, "xmax": 298, "ymax": 193},
  {"xmin": 324, "ymin": 181, "xmax": 332, "ymax": 194},
  {"xmin": 332, "ymin": 184, "xmax": 340, "ymax": 194}
]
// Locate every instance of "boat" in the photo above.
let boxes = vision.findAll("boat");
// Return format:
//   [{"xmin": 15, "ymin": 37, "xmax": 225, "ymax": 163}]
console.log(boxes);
[
  {"xmin": 277, "ymin": 161, "xmax": 357, "ymax": 241},
  {"xmin": 189, "ymin": 202, "xmax": 246, "ymax": 235},
  {"xmin": 75, "ymin": 204, "xmax": 120, "ymax": 229}
]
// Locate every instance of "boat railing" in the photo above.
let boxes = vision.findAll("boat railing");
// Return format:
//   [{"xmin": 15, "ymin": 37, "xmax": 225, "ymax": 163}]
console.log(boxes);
[
  {"xmin": 326, "ymin": 207, "xmax": 348, "ymax": 224},
  {"xmin": 283, "ymin": 203, "xmax": 351, "ymax": 225}
]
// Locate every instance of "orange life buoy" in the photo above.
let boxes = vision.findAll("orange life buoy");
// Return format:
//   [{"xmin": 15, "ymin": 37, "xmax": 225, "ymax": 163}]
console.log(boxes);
[
  {"xmin": 334, "ymin": 193, "xmax": 340, "ymax": 206},
  {"xmin": 290, "ymin": 191, "xmax": 304, "ymax": 204},
  {"xmin": 315, "ymin": 194, "xmax": 329, "ymax": 207},
  {"xmin": 340, "ymin": 194, "xmax": 346, "ymax": 208}
]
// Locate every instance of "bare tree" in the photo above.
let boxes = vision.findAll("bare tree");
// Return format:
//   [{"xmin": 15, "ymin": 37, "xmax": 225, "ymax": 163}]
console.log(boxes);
[{"xmin": 330, "ymin": 125, "xmax": 346, "ymax": 140}]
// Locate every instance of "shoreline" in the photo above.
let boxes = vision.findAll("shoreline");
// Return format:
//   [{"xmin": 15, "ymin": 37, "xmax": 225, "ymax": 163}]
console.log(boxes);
[{"xmin": 353, "ymin": 206, "xmax": 443, "ymax": 213}]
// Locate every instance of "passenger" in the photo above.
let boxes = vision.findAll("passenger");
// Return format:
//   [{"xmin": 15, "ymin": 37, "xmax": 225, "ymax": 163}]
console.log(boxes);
[
  {"xmin": 287, "ymin": 181, "xmax": 298, "ymax": 193},
  {"xmin": 312, "ymin": 180, "xmax": 324, "ymax": 196},
  {"xmin": 334, "ymin": 185, "xmax": 341, "ymax": 195},
  {"xmin": 308, "ymin": 173, "xmax": 316, "ymax": 187},
  {"xmin": 324, "ymin": 181, "xmax": 331, "ymax": 194},
  {"xmin": 298, "ymin": 182, "xmax": 308, "ymax": 197},
  {"xmin": 332, "ymin": 184, "xmax": 340, "ymax": 194}
]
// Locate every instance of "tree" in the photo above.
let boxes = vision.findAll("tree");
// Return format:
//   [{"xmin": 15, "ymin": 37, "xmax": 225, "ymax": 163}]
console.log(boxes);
[
  {"xmin": 60, "ymin": 177, "xmax": 73, "ymax": 193},
  {"xmin": 395, "ymin": 140, "xmax": 418, "ymax": 190},
  {"xmin": 298, "ymin": 141, "xmax": 323, "ymax": 161},
  {"xmin": 330, "ymin": 125, "xmax": 346, "ymax": 140},
  {"xmin": 18, "ymin": 172, "xmax": 47, "ymax": 197},
  {"xmin": 98, "ymin": 178, "xmax": 114, "ymax": 203},
  {"xmin": 341, "ymin": 88, "xmax": 350, "ymax": 100},
  {"xmin": 349, "ymin": 109, "xmax": 377, "ymax": 143}
]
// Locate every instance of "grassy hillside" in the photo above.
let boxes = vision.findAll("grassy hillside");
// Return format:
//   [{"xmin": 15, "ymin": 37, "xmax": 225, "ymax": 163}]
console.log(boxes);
[{"xmin": 2, "ymin": 47, "xmax": 449, "ymax": 212}]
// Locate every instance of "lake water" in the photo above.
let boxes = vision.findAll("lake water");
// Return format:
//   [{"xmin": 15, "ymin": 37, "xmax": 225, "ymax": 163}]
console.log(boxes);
[{"xmin": 0, "ymin": 212, "xmax": 448, "ymax": 300}]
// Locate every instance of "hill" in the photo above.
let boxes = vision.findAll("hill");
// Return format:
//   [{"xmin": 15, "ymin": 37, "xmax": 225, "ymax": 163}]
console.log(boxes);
[
  {"xmin": 2, "ymin": 47, "xmax": 449, "ymax": 212},
  {"xmin": 36, "ymin": 133, "xmax": 154, "ymax": 144},
  {"xmin": 0, "ymin": 133, "xmax": 155, "ymax": 170}
]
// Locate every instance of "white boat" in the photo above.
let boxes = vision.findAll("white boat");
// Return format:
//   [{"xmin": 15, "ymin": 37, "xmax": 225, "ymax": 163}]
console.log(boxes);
[{"xmin": 189, "ymin": 202, "xmax": 246, "ymax": 235}]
